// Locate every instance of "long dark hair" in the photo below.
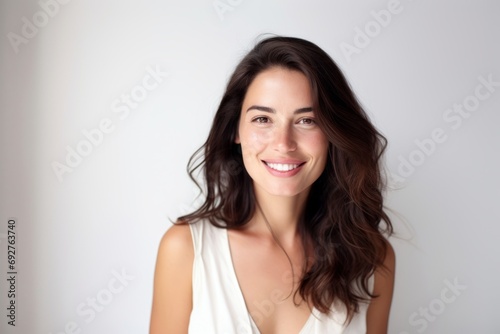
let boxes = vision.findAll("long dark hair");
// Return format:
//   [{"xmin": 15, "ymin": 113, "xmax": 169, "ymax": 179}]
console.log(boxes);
[{"xmin": 179, "ymin": 36, "xmax": 393, "ymax": 323}]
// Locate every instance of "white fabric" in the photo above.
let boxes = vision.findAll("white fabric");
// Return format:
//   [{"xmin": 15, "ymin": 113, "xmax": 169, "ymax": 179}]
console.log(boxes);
[{"xmin": 188, "ymin": 220, "xmax": 372, "ymax": 334}]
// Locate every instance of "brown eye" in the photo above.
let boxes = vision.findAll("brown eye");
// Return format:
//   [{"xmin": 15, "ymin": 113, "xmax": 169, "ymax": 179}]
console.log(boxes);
[
  {"xmin": 252, "ymin": 116, "xmax": 270, "ymax": 123},
  {"xmin": 298, "ymin": 118, "xmax": 315, "ymax": 125}
]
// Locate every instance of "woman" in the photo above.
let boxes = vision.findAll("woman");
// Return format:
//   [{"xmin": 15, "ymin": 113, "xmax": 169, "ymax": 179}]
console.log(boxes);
[{"xmin": 150, "ymin": 36, "xmax": 395, "ymax": 334}]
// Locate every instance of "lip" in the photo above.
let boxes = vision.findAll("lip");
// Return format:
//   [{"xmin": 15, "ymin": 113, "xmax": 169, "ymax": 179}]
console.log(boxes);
[
  {"xmin": 262, "ymin": 159, "xmax": 306, "ymax": 177},
  {"xmin": 263, "ymin": 159, "xmax": 305, "ymax": 164}
]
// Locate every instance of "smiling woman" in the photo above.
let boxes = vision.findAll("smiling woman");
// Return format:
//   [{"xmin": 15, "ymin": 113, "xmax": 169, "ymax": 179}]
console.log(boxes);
[{"xmin": 150, "ymin": 36, "xmax": 395, "ymax": 334}]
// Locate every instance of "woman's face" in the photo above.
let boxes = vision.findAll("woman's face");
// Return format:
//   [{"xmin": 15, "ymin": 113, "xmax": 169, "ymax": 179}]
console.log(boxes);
[{"xmin": 235, "ymin": 67, "xmax": 329, "ymax": 198}]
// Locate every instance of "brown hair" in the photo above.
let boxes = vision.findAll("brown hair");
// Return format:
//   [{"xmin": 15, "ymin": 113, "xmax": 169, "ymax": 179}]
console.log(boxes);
[{"xmin": 179, "ymin": 36, "xmax": 393, "ymax": 323}]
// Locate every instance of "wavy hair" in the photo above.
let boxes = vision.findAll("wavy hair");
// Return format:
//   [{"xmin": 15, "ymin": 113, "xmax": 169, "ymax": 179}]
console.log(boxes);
[{"xmin": 179, "ymin": 36, "xmax": 393, "ymax": 323}]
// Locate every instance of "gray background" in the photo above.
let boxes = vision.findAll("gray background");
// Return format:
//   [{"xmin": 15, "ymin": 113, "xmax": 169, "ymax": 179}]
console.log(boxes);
[{"xmin": 1, "ymin": 0, "xmax": 499, "ymax": 333}]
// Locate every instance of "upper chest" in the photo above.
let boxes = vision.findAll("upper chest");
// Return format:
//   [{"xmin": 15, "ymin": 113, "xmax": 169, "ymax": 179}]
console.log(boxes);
[{"xmin": 227, "ymin": 230, "xmax": 313, "ymax": 334}]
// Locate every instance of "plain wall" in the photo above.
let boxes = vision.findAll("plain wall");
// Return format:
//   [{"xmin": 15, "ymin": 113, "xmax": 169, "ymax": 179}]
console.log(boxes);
[{"xmin": 1, "ymin": 0, "xmax": 499, "ymax": 333}]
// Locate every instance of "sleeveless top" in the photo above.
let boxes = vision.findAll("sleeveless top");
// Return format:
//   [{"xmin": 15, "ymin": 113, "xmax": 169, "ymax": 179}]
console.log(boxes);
[{"xmin": 187, "ymin": 220, "xmax": 373, "ymax": 334}]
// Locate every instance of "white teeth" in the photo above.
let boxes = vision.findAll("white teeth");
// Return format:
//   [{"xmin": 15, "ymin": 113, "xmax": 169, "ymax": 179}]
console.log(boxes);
[{"xmin": 266, "ymin": 162, "xmax": 299, "ymax": 171}]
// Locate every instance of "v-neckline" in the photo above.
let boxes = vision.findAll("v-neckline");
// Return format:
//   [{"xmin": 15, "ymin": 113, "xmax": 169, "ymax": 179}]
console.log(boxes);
[{"xmin": 223, "ymin": 228, "xmax": 316, "ymax": 334}]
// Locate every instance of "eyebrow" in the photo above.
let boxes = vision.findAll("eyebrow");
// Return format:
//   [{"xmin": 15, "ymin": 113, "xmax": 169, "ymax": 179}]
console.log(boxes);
[{"xmin": 246, "ymin": 105, "xmax": 314, "ymax": 114}]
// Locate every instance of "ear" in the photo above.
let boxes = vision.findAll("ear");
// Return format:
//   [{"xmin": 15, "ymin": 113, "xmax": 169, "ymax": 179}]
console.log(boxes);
[{"xmin": 234, "ymin": 132, "xmax": 240, "ymax": 144}]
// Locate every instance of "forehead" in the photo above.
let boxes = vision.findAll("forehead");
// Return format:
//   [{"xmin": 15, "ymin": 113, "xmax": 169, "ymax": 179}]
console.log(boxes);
[{"xmin": 242, "ymin": 67, "xmax": 313, "ymax": 107}]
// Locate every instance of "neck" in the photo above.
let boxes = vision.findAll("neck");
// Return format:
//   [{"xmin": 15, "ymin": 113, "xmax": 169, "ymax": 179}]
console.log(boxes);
[{"xmin": 249, "ymin": 185, "xmax": 310, "ymax": 245}]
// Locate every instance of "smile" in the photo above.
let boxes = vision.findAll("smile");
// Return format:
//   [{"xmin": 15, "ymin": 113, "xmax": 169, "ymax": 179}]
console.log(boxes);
[{"xmin": 265, "ymin": 162, "xmax": 299, "ymax": 171}]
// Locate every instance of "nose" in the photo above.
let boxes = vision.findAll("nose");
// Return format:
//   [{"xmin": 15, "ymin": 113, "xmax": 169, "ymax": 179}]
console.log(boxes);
[{"xmin": 273, "ymin": 124, "xmax": 297, "ymax": 153}]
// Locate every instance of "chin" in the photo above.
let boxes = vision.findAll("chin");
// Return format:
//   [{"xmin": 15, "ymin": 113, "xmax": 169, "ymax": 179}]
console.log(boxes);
[{"xmin": 260, "ymin": 183, "xmax": 310, "ymax": 198}]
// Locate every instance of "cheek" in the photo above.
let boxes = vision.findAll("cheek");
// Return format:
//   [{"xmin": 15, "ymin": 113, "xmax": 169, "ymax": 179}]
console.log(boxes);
[
  {"xmin": 240, "ymin": 129, "xmax": 268, "ymax": 154},
  {"xmin": 310, "ymin": 134, "xmax": 330, "ymax": 168},
  {"xmin": 307, "ymin": 132, "xmax": 329, "ymax": 153}
]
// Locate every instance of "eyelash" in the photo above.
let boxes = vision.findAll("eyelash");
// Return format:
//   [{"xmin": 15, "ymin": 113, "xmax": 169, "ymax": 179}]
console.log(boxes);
[
  {"xmin": 252, "ymin": 116, "xmax": 270, "ymax": 123},
  {"xmin": 251, "ymin": 117, "xmax": 316, "ymax": 125},
  {"xmin": 298, "ymin": 118, "xmax": 315, "ymax": 125}
]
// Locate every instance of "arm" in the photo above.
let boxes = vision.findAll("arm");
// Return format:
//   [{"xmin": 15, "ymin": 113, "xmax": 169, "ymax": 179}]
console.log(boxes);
[
  {"xmin": 366, "ymin": 242, "xmax": 396, "ymax": 334},
  {"xmin": 150, "ymin": 224, "xmax": 194, "ymax": 334}
]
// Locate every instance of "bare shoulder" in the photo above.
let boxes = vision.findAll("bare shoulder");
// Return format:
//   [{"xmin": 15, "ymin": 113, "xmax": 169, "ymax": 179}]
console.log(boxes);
[
  {"xmin": 159, "ymin": 223, "xmax": 194, "ymax": 255},
  {"xmin": 150, "ymin": 223, "xmax": 194, "ymax": 334},
  {"xmin": 366, "ymin": 241, "xmax": 396, "ymax": 334},
  {"xmin": 379, "ymin": 240, "xmax": 396, "ymax": 276},
  {"xmin": 154, "ymin": 223, "xmax": 194, "ymax": 276}
]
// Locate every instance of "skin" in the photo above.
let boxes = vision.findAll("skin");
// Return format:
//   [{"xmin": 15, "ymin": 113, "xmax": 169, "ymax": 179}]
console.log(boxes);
[
  {"xmin": 149, "ymin": 67, "xmax": 395, "ymax": 334},
  {"xmin": 230, "ymin": 67, "xmax": 329, "ymax": 333}
]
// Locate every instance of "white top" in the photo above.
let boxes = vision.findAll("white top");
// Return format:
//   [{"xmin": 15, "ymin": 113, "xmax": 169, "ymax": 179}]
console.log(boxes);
[{"xmin": 188, "ymin": 220, "xmax": 372, "ymax": 334}]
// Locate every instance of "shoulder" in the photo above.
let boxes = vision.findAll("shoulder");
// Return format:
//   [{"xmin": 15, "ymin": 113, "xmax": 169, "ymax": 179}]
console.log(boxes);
[
  {"xmin": 378, "ymin": 241, "xmax": 396, "ymax": 277},
  {"xmin": 372, "ymin": 241, "xmax": 395, "ymax": 299},
  {"xmin": 154, "ymin": 222, "xmax": 195, "ymax": 282},
  {"xmin": 366, "ymin": 241, "xmax": 396, "ymax": 334},
  {"xmin": 159, "ymin": 222, "xmax": 194, "ymax": 256},
  {"xmin": 150, "ymin": 222, "xmax": 194, "ymax": 334}
]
